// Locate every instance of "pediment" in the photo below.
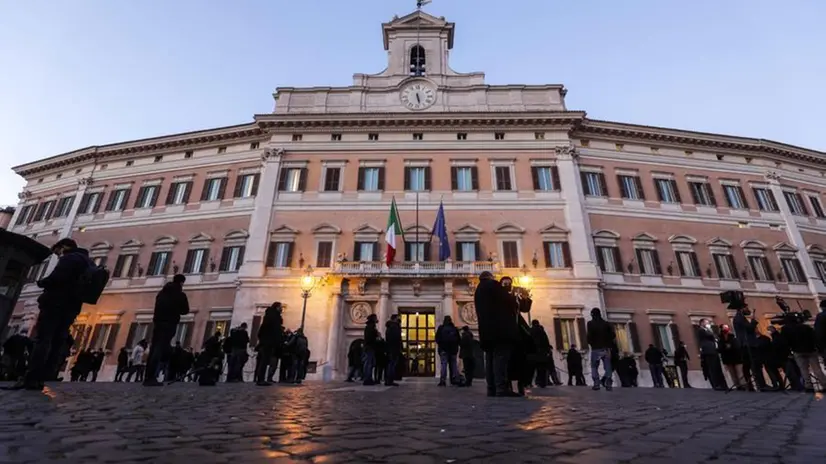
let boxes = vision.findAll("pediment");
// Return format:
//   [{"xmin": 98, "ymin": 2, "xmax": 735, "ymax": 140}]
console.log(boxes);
[
  {"xmin": 807, "ymin": 244, "xmax": 826, "ymax": 254},
  {"xmin": 89, "ymin": 241, "xmax": 113, "ymax": 251},
  {"xmin": 453, "ymin": 223, "xmax": 482, "ymax": 235},
  {"xmin": 388, "ymin": 11, "xmax": 447, "ymax": 28},
  {"xmin": 668, "ymin": 234, "xmax": 696, "ymax": 245},
  {"xmin": 269, "ymin": 226, "xmax": 297, "ymax": 236},
  {"xmin": 593, "ymin": 229, "xmax": 620, "ymax": 239},
  {"xmin": 189, "ymin": 233, "xmax": 214, "ymax": 243},
  {"xmin": 632, "ymin": 233, "xmax": 657, "ymax": 242},
  {"xmin": 225, "ymin": 229, "xmax": 250, "ymax": 240},
  {"xmin": 154, "ymin": 235, "xmax": 178, "ymax": 246},
  {"xmin": 353, "ymin": 223, "xmax": 381, "ymax": 235},
  {"xmin": 404, "ymin": 224, "xmax": 432, "ymax": 235},
  {"xmin": 120, "ymin": 239, "xmax": 144, "ymax": 249},
  {"xmin": 706, "ymin": 237, "xmax": 732, "ymax": 248},
  {"xmin": 312, "ymin": 223, "xmax": 341, "ymax": 235},
  {"xmin": 740, "ymin": 240, "xmax": 766, "ymax": 250},
  {"xmin": 772, "ymin": 242, "xmax": 798, "ymax": 252},
  {"xmin": 494, "ymin": 222, "xmax": 525, "ymax": 235},
  {"xmin": 540, "ymin": 224, "xmax": 570, "ymax": 235}
]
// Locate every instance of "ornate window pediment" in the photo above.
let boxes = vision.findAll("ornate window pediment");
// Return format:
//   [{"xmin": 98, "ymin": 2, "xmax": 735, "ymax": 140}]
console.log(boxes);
[
  {"xmin": 540, "ymin": 223, "xmax": 569, "ymax": 241},
  {"xmin": 668, "ymin": 235, "xmax": 697, "ymax": 245},
  {"xmin": 706, "ymin": 237, "xmax": 732, "ymax": 248},
  {"xmin": 89, "ymin": 241, "xmax": 112, "ymax": 258},
  {"xmin": 807, "ymin": 244, "xmax": 826, "ymax": 255},
  {"xmin": 773, "ymin": 242, "xmax": 797, "ymax": 253},
  {"xmin": 154, "ymin": 236, "xmax": 178, "ymax": 246},
  {"xmin": 494, "ymin": 222, "xmax": 525, "ymax": 235},
  {"xmin": 404, "ymin": 224, "xmax": 431, "ymax": 238},
  {"xmin": 189, "ymin": 233, "xmax": 214, "ymax": 244},
  {"xmin": 225, "ymin": 229, "xmax": 250, "ymax": 246},
  {"xmin": 632, "ymin": 233, "xmax": 657, "ymax": 243},
  {"xmin": 312, "ymin": 223, "xmax": 341, "ymax": 236},
  {"xmin": 120, "ymin": 239, "xmax": 144, "ymax": 251},
  {"xmin": 453, "ymin": 223, "xmax": 482, "ymax": 242},
  {"xmin": 740, "ymin": 240, "xmax": 766, "ymax": 250},
  {"xmin": 593, "ymin": 229, "xmax": 620, "ymax": 247},
  {"xmin": 353, "ymin": 224, "xmax": 381, "ymax": 242}
]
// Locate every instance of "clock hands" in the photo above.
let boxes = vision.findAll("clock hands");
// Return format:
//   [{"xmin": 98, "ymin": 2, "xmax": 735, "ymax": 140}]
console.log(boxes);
[{"xmin": 416, "ymin": 93, "xmax": 421, "ymax": 104}]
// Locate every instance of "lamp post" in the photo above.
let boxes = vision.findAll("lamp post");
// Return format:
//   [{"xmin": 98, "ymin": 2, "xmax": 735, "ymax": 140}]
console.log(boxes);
[
  {"xmin": 299, "ymin": 266, "xmax": 319, "ymax": 332},
  {"xmin": 517, "ymin": 265, "xmax": 534, "ymax": 321}
]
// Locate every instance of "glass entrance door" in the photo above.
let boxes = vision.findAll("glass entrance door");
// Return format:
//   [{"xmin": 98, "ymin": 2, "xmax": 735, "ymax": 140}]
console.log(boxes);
[{"xmin": 399, "ymin": 309, "xmax": 436, "ymax": 377}]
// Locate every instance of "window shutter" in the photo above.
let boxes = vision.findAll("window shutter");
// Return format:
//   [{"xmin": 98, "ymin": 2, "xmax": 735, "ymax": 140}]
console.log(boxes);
[
  {"xmin": 474, "ymin": 242, "xmax": 481, "ymax": 262},
  {"xmin": 217, "ymin": 178, "xmax": 227, "ymax": 200},
  {"xmin": 105, "ymin": 191, "xmax": 117, "ymax": 211},
  {"xmin": 707, "ymin": 184, "xmax": 717, "ymax": 206},
  {"xmin": 232, "ymin": 175, "xmax": 244, "ymax": 198},
  {"xmin": 89, "ymin": 194, "xmax": 100, "ymax": 213},
  {"xmin": 161, "ymin": 253, "xmax": 171, "ymax": 275},
  {"xmin": 90, "ymin": 325, "xmax": 103, "ymax": 350},
  {"xmin": 251, "ymin": 173, "xmax": 260, "ymax": 196},
  {"xmin": 692, "ymin": 324, "xmax": 701, "ymax": 351},
  {"xmin": 798, "ymin": 194, "xmax": 810, "ymax": 216},
  {"xmin": 690, "ymin": 253, "xmax": 701, "ymax": 277},
  {"xmin": 550, "ymin": 166, "xmax": 561, "ymax": 191},
  {"xmin": 165, "ymin": 183, "xmax": 176, "ymax": 205},
  {"xmin": 203, "ymin": 322, "xmax": 215, "ymax": 348},
  {"xmin": 613, "ymin": 247, "xmax": 623, "ymax": 272},
  {"xmin": 764, "ymin": 257, "xmax": 775, "ymax": 282},
  {"xmin": 125, "ymin": 323, "xmax": 138, "ymax": 348},
  {"xmin": 278, "ymin": 168, "xmax": 288, "ymax": 191},
  {"xmin": 562, "ymin": 242, "xmax": 572, "ymax": 268},
  {"xmin": 199, "ymin": 249, "xmax": 210, "ymax": 273},
  {"xmin": 183, "ymin": 250, "xmax": 195, "ymax": 274},
  {"xmin": 106, "ymin": 324, "xmax": 120, "ymax": 351},
  {"xmin": 628, "ymin": 322, "xmax": 641, "ymax": 352},
  {"xmin": 114, "ymin": 255, "xmax": 126, "ymax": 277},
  {"xmin": 353, "ymin": 242, "xmax": 362, "ymax": 262},
  {"xmin": 654, "ymin": 180, "xmax": 664, "ymax": 202},
  {"xmin": 371, "ymin": 243, "xmax": 379, "ymax": 261},
  {"xmin": 404, "ymin": 167, "xmax": 411, "ymax": 191},
  {"xmin": 636, "ymin": 178, "xmax": 646, "ymax": 201},
  {"xmin": 42, "ymin": 201, "xmax": 54, "ymax": 221},
  {"xmin": 793, "ymin": 259, "xmax": 804, "ymax": 282},
  {"xmin": 751, "ymin": 187, "xmax": 762, "ymax": 209},
  {"xmin": 579, "ymin": 172, "xmax": 588, "ymax": 194},
  {"xmin": 634, "ymin": 249, "xmax": 643, "ymax": 274},
  {"xmin": 730, "ymin": 255, "xmax": 740, "ymax": 279},
  {"xmin": 285, "ymin": 243, "xmax": 294, "ymax": 268},
  {"xmin": 542, "ymin": 242, "xmax": 551, "ymax": 268},
  {"xmin": 298, "ymin": 169, "xmax": 308, "ymax": 192},
  {"xmin": 576, "ymin": 318, "xmax": 587, "ymax": 349},
  {"xmin": 250, "ymin": 315, "xmax": 262, "ymax": 348},
  {"xmin": 423, "ymin": 242, "xmax": 431, "ymax": 261},
  {"xmin": 150, "ymin": 187, "xmax": 160, "ymax": 207},
  {"xmin": 532, "ymin": 167, "xmax": 541, "ymax": 190},
  {"xmin": 617, "ymin": 175, "xmax": 628, "ymax": 198},
  {"xmin": 553, "ymin": 318, "xmax": 563, "ymax": 350},
  {"xmin": 128, "ymin": 256, "xmax": 138, "ymax": 278},
  {"xmin": 147, "ymin": 253, "xmax": 159, "ymax": 276},
  {"xmin": 765, "ymin": 190, "xmax": 776, "ymax": 210},
  {"xmin": 651, "ymin": 323, "xmax": 662, "ymax": 350},
  {"xmin": 675, "ymin": 252, "xmax": 685, "ymax": 276},
  {"xmin": 595, "ymin": 245, "xmax": 605, "ymax": 270},
  {"xmin": 471, "ymin": 167, "xmax": 479, "ymax": 190},
  {"xmin": 404, "ymin": 242, "xmax": 411, "ymax": 261},
  {"xmin": 377, "ymin": 167, "xmax": 386, "ymax": 190},
  {"xmin": 219, "ymin": 247, "xmax": 231, "ymax": 272},
  {"xmin": 183, "ymin": 322, "xmax": 194, "ymax": 348},
  {"xmin": 455, "ymin": 242, "xmax": 463, "ymax": 261},
  {"xmin": 450, "ymin": 167, "xmax": 458, "ymax": 190},
  {"xmin": 78, "ymin": 194, "xmax": 90, "ymax": 214},
  {"xmin": 596, "ymin": 173, "xmax": 607, "ymax": 197},
  {"xmin": 424, "ymin": 167, "xmax": 432, "ymax": 191},
  {"xmin": 265, "ymin": 243, "xmax": 277, "ymax": 267},
  {"xmin": 180, "ymin": 182, "xmax": 191, "ymax": 204},
  {"xmin": 652, "ymin": 249, "xmax": 662, "ymax": 275},
  {"xmin": 237, "ymin": 246, "xmax": 245, "ymax": 268},
  {"xmin": 671, "ymin": 180, "xmax": 682, "ymax": 203},
  {"xmin": 357, "ymin": 167, "xmax": 366, "ymax": 190},
  {"xmin": 737, "ymin": 186, "xmax": 750, "ymax": 209},
  {"xmin": 33, "ymin": 203, "xmax": 46, "ymax": 222},
  {"xmin": 689, "ymin": 183, "xmax": 700, "ymax": 205},
  {"xmin": 136, "ymin": 187, "xmax": 147, "ymax": 208},
  {"xmin": 669, "ymin": 324, "xmax": 681, "ymax": 354}
]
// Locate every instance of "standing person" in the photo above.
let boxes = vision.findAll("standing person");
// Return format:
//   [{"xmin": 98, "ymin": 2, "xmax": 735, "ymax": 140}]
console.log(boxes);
[
  {"xmin": 126, "ymin": 340, "xmax": 147, "ymax": 382},
  {"xmin": 291, "ymin": 329, "xmax": 309, "ymax": 384},
  {"xmin": 768, "ymin": 325, "xmax": 803, "ymax": 391},
  {"xmin": 645, "ymin": 344, "xmax": 666, "ymax": 388},
  {"xmin": 733, "ymin": 305, "xmax": 766, "ymax": 391},
  {"xmin": 227, "ymin": 323, "xmax": 250, "ymax": 382},
  {"xmin": 144, "ymin": 274, "xmax": 190, "ymax": 387},
  {"xmin": 473, "ymin": 272, "xmax": 522, "ymax": 397},
  {"xmin": 362, "ymin": 314, "xmax": 379, "ymax": 386},
  {"xmin": 673, "ymin": 341, "xmax": 692, "ymax": 388},
  {"xmin": 718, "ymin": 324, "xmax": 744, "ymax": 390},
  {"xmin": 115, "ymin": 347, "xmax": 129, "ymax": 382},
  {"xmin": 782, "ymin": 312, "xmax": 826, "ymax": 393},
  {"xmin": 254, "ymin": 302, "xmax": 284, "ymax": 386},
  {"xmin": 435, "ymin": 316, "xmax": 461, "ymax": 387},
  {"xmin": 698, "ymin": 319, "xmax": 726, "ymax": 390},
  {"xmin": 90, "ymin": 350, "xmax": 104, "ymax": 382},
  {"xmin": 566, "ymin": 345, "xmax": 586, "ymax": 386},
  {"xmin": 10, "ymin": 239, "xmax": 93, "ymax": 391},
  {"xmin": 384, "ymin": 315, "xmax": 402, "ymax": 387},
  {"xmin": 530, "ymin": 320, "xmax": 551, "ymax": 388},
  {"xmin": 458, "ymin": 326, "xmax": 475, "ymax": 387},
  {"xmin": 586, "ymin": 307, "xmax": 616, "ymax": 391}
]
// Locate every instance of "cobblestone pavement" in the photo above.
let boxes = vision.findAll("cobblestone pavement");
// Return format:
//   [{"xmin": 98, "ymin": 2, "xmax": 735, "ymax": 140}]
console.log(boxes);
[{"xmin": 0, "ymin": 380, "xmax": 824, "ymax": 464}]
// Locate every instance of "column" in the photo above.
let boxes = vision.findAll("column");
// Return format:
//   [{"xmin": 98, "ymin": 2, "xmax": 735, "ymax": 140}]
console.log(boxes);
[
  {"xmin": 323, "ymin": 288, "xmax": 344, "ymax": 381},
  {"xmin": 377, "ymin": 279, "xmax": 390, "ymax": 328},
  {"xmin": 238, "ymin": 148, "xmax": 283, "ymax": 279},
  {"xmin": 437, "ymin": 279, "xmax": 455, "ymax": 379},
  {"xmin": 555, "ymin": 146, "xmax": 600, "ymax": 280},
  {"xmin": 766, "ymin": 172, "xmax": 826, "ymax": 299},
  {"xmin": 45, "ymin": 177, "xmax": 92, "ymax": 274}
]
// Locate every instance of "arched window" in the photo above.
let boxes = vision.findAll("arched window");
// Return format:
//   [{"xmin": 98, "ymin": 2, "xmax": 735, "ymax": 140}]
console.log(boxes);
[{"xmin": 410, "ymin": 45, "xmax": 426, "ymax": 76}]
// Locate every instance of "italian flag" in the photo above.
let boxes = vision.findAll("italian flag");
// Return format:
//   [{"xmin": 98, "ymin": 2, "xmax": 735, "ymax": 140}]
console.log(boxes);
[{"xmin": 385, "ymin": 197, "xmax": 404, "ymax": 266}]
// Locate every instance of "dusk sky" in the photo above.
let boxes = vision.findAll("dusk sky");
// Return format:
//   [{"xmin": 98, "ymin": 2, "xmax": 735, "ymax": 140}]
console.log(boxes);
[{"xmin": 2, "ymin": 0, "xmax": 825, "ymax": 206}]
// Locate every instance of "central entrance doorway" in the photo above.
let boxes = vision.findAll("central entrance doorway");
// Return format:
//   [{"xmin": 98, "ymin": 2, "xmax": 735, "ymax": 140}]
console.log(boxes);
[{"xmin": 399, "ymin": 308, "xmax": 436, "ymax": 377}]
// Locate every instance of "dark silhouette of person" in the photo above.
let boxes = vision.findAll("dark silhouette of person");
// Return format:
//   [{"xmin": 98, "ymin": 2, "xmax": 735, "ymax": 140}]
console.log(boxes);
[
  {"xmin": 768, "ymin": 325, "xmax": 802, "ymax": 391},
  {"xmin": 90, "ymin": 350, "xmax": 104, "ymax": 382},
  {"xmin": 697, "ymin": 319, "xmax": 726, "ymax": 390},
  {"xmin": 255, "ymin": 303, "xmax": 284, "ymax": 386},
  {"xmin": 645, "ymin": 344, "xmax": 666, "ymax": 388},
  {"xmin": 815, "ymin": 301, "xmax": 826, "ymax": 359},
  {"xmin": 145, "ymin": 274, "xmax": 189, "ymax": 386},
  {"xmin": 566, "ymin": 345, "xmax": 586, "ymax": 386},
  {"xmin": 673, "ymin": 341, "xmax": 691, "ymax": 388},
  {"xmin": 2, "ymin": 330, "xmax": 30, "ymax": 381},
  {"xmin": 362, "ymin": 314, "xmax": 379, "ymax": 385},
  {"xmin": 473, "ymin": 271, "xmax": 520, "ymax": 397},
  {"xmin": 374, "ymin": 336, "xmax": 387, "ymax": 384},
  {"xmin": 291, "ymin": 329, "xmax": 309, "ymax": 384},
  {"xmin": 11, "ymin": 238, "xmax": 93, "ymax": 391},
  {"xmin": 115, "ymin": 347, "xmax": 129, "ymax": 381},
  {"xmin": 384, "ymin": 315, "xmax": 402, "ymax": 386},
  {"xmin": 586, "ymin": 307, "xmax": 616, "ymax": 391},
  {"xmin": 459, "ymin": 326, "xmax": 475, "ymax": 387},
  {"xmin": 435, "ymin": 315, "xmax": 461, "ymax": 386},
  {"xmin": 346, "ymin": 340, "xmax": 363, "ymax": 382},
  {"xmin": 733, "ymin": 306, "xmax": 767, "ymax": 391},
  {"xmin": 227, "ymin": 323, "xmax": 250, "ymax": 382},
  {"xmin": 530, "ymin": 320, "xmax": 551, "ymax": 388}
]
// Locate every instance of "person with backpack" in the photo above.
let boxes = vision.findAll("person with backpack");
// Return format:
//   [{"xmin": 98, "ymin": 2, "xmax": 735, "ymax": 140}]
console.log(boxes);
[
  {"xmin": 9, "ymin": 238, "xmax": 96, "ymax": 391},
  {"xmin": 144, "ymin": 274, "xmax": 189, "ymax": 387},
  {"xmin": 435, "ymin": 315, "xmax": 461, "ymax": 386}
]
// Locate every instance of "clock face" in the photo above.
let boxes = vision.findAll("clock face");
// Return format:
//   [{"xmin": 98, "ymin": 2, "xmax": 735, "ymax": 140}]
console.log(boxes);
[{"xmin": 400, "ymin": 82, "xmax": 436, "ymax": 110}]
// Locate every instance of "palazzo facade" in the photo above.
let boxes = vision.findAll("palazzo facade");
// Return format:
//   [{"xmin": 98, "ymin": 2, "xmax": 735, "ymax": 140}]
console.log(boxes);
[{"xmin": 6, "ymin": 11, "xmax": 826, "ymax": 386}]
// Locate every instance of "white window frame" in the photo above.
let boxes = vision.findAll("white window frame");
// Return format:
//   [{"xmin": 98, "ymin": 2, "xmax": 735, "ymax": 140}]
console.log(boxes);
[
  {"xmin": 490, "ymin": 160, "xmax": 516, "ymax": 192},
  {"xmin": 455, "ymin": 166, "xmax": 474, "ymax": 192},
  {"xmin": 722, "ymin": 184, "xmax": 746, "ymax": 209}
]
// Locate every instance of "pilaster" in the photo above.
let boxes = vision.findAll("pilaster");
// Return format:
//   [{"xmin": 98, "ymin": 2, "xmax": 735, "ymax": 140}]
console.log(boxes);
[
  {"xmin": 555, "ymin": 145, "xmax": 601, "ymax": 281},
  {"xmin": 377, "ymin": 279, "xmax": 390, "ymax": 328},
  {"xmin": 238, "ymin": 148, "xmax": 283, "ymax": 279},
  {"xmin": 323, "ymin": 288, "xmax": 345, "ymax": 381}
]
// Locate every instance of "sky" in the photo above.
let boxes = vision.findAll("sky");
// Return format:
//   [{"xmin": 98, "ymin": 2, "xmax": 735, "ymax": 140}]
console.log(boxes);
[{"xmin": 1, "ymin": 0, "xmax": 825, "ymax": 206}]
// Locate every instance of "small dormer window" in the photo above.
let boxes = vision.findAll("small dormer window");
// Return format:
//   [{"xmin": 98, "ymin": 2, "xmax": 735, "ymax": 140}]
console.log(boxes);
[{"xmin": 410, "ymin": 45, "xmax": 426, "ymax": 76}]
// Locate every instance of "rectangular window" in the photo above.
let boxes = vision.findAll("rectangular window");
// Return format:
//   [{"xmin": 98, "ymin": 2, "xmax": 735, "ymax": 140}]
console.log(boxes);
[
  {"xmin": 136, "ymin": 185, "xmax": 159, "ymax": 209},
  {"xmin": 809, "ymin": 196, "xmax": 826, "ymax": 218},
  {"xmin": 54, "ymin": 196, "xmax": 74, "ymax": 218},
  {"xmin": 113, "ymin": 254, "xmax": 137, "ymax": 278},
  {"xmin": 217, "ymin": 146, "xmax": 227, "ymax": 154},
  {"xmin": 220, "ymin": 246, "xmax": 245, "ymax": 272},
  {"xmin": 813, "ymin": 259, "xmax": 826, "ymax": 283},
  {"xmin": 451, "ymin": 166, "xmax": 478, "ymax": 191},
  {"xmin": 316, "ymin": 241, "xmax": 333, "ymax": 268},
  {"xmin": 688, "ymin": 181, "xmax": 717, "ymax": 206},
  {"xmin": 614, "ymin": 324, "xmax": 631, "ymax": 354},
  {"xmin": 502, "ymin": 241, "xmax": 519, "ymax": 268},
  {"xmin": 783, "ymin": 191, "xmax": 808, "ymax": 216},
  {"xmin": 291, "ymin": 134, "xmax": 303, "ymax": 141},
  {"xmin": 654, "ymin": 179, "xmax": 681, "ymax": 204},
  {"xmin": 543, "ymin": 242, "xmax": 570, "ymax": 268},
  {"xmin": 368, "ymin": 133, "xmax": 379, "ymax": 141},
  {"xmin": 183, "ymin": 249, "xmax": 208, "ymax": 274},
  {"xmin": 713, "ymin": 253, "xmax": 738, "ymax": 279},
  {"xmin": 184, "ymin": 151, "xmax": 193, "ymax": 159},
  {"xmin": 331, "ymin": 133, "xmax": 342, "ymax": 141},
  {"xmin": 267, "ymin": 242, "xmax": 292, "ymax": 268},
  {"xmin": 456, "ymin": 133, "xmax": 467, "ymax": 140},
  {"xmin": 323, "ymin": 168, "xmax": 341, "ymax": 192},
  {"xmin": 494, "ymin": 166, "xmax": 513, "ymax": 191},
  {"xmin": 126, "ymin": 322, "xmax": 152, "ymax": 348},
  {"xmin": 723, "ymin": 185, "xmax": 747, "ymax": 209},
  {"xmin": 25, "ymin": 262, "xmax": 49, "ymax": 283},
  {"xmin": 234, "ymin": 174, "xmax": 259, "ymax": 198},
  {"xmin": 618, "ymin": 175, "xmax": 644, "ymax": 200},
  {"xmin": 250, "ymin": 142, "xmax": 260, "ymax": 150},
  {"xmin": 174, "ymin": 322, "xmax": 191, "ymax": 346},
  {"xmin": 635, "ymin": 248, "xmax": 661, "ymax": 275},
  {"xmin": 201, "ymin": 178, "xmax": 227, "ymax": 202},
  {"xmin": 675, "ymin": 251, "xmax": 700, "ymax": 277},
  {"xmin": 494, "ymin": 132, "xmax": 505, "ymax": 140},
  {"xmin": 34, "ymin": 200, "xmax": 56, "ymax": 222},
  {"xmin": 79, "ymin": 192, "xmax": 102, "ymax": 214},
  {"xmin": 748, "ymin": 255, "xmax": 772, "ymax": 281},
  {"xmin": 534, "ymin": 132, "xmax": 545, "ymax": 140},
  {"xmin": 354, "ymin": 242, "xmax": 376, "ymax": 261},
  {"xmin": 412, "ymin": 133, "xmax": 423, "ymax": 141},
  {"xmin": 559, "ymin": 319, "xmax": 577, "ymax": 351},
  {"xmin": 753, "ymin": 187, "xmax": 778, "ymax": 212},
  {"xmin": 581, "ymin": 172, "xmax": 607, "ymax": 197},
  {"xmin": 106, "ymin": 188, "xmax": 131, "ymax": 212},
  {"xmin": 405, "ymin": 242, "xmax": 429, "ymax": 262},
  {"xmin": 457, "ymin": 242, "xmax": 478, "ymax": 262},
  {"xmin": 15, "ymin": 205, "xmax": 36, "ymax": 225},
  {"xmin": 358, "ymin": 167, "xmax": 383, "ymax": 191},
  {"xmin": 278, "ymin": 168, "xmax": 305, "ymax": 192},
  {"xmin": 532, "ymin": 166, "xmax": 560, "ymax": 191},
  {"xmin": 90, "ymin": 324, "xmax": 117, "ymax": 351},
  {"xmin": 780, "ymin": 257, "xmax": 805, "ymax": 283},
  {"xmin": 652, "ymin": 324, "xmax": 674, "ymax": 354},
  {"xmin": 595, "ymin": 246, "xmax": 621, "ymax": 273},
  {"xmin": 154, "ymin": 155, "xmax": 163, "ymax": 163},
  {"xmin": 166, "ymin": 181, "xmax": 192, "ymax": 205},
  {"xmin": 147, "ymin": 251, "xmax": 171, "ymax": 276},
  {"xmin": 405, "ymin": 166, "xmax": 429, "ymax": 191}
]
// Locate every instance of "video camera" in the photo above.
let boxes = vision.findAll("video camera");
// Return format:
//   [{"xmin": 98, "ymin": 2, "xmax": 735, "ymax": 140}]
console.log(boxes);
[
  {"xmin": 720, "ymin": 290, "xmax": 747, "ymax": 311},
  {"xmin": 770, "ymin": 296, "xmax": 811, "ymax": 326}
]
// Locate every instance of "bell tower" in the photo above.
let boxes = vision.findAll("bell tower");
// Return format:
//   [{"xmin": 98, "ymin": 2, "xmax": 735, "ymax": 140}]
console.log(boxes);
[{"xmin": 381, "ymin": 11, "xmax": 455, "ymax": 78}]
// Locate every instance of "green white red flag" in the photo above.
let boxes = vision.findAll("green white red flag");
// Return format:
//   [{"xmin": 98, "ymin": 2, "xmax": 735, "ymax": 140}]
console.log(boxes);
[{"xmin": 385, "ymin": 197, "xmax": 403, "ymax": 266}]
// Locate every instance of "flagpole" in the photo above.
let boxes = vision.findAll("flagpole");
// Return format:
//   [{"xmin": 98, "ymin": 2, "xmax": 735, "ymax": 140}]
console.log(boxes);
[{"xmin": 415, "ymin": 191, "xmax": 419, "ymax": 262}]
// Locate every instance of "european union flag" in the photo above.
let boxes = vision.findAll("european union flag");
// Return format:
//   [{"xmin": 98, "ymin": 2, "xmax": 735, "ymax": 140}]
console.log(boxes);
[{"xmin": 431, "ymin": 201, "xmax": 450, "ymax": 261}]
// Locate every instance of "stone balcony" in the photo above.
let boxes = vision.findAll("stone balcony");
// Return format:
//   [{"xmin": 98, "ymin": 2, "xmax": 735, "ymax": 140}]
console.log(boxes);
[{"xmin": 329, "ymin": 260, "xmax": 499, "ymax": 278}]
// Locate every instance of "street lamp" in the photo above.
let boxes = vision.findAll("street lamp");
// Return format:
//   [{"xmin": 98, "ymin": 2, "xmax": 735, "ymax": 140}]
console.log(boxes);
[
  {"xmin": 517, "ymin": 265, "xmax": 534, "ymax": 321},
  {"xmin": 299, "ymin": 266, "xmax": 319, "ymax": 332}
]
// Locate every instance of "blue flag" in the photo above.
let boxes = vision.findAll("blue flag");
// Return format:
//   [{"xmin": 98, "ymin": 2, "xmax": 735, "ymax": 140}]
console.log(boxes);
[{"xmin": 431, "ymin": 201, "xmax": 451, "ymax": 261}]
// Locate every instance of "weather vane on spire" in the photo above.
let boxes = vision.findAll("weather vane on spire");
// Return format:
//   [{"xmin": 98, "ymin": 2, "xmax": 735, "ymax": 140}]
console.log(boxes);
[{"xmin": 416, "ymin": 0, "xmax": 431, "ymax": 10}]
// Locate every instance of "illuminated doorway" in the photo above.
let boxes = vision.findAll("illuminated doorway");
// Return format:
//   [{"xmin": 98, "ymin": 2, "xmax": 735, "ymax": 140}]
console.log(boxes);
[{"xmin": 399, "ymin": 309, "xmax": 436, "ymax": 377}]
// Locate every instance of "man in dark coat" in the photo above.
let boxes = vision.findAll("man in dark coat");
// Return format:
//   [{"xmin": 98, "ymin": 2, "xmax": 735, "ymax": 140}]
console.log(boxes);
[
  {"xmin": 90, "ymin": 350, "xmax": 104, "ymax": 382},
  {"xmin": 673, "ymin": 341, "xmax": 691, "ymax": 388},
  {"xmin": 530, "ymin": 320, "xmax": 552, "ymax": 388},
  {"xmin": 473, "ymin": 271, "xmax": 520, "ymax": 397},
  {"xmin": 645, "ymin": 344, "xmax": 666, "ymax": 388},
  {"xmin": 697, "ymin": 319, "xmax": 726, "ymax": 390},
  {"xmin": 145, "ymin": 274, "xmax": 190, "ymax": 386},
  {"xmin": 384, "ymin": 315, "xmax": 402, "ymax": 386},
  {"xmin": 586, "ymin": 307, "xmax": 616, "ymax": 391},
  {"xmin": 12, "ymin": 238, "xmax": 93, "ymax": 391},
  {"xmin": 566, "ymin": 345, "xmax": 586, "ymax": 386},
  {"xmin": 459, "ymin": 326, "xmax": 475, "ymax": 387},
  {"xmin": 255, "ymin": 302, "xmax": 284, "ymax": 386},
  {"xmin": 227, "ymin": 323, "xmax": 250, "ymax": 382},
  {"xmin": 435, "ymin": 315, "xmax": 461, "ymax": 386},
  {"xmin": 362, "ymin": 314, "xmax": 379, "ymax": 385}
]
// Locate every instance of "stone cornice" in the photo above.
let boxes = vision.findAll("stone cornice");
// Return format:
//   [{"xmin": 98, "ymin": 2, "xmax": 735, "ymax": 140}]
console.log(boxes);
[{"xmin": 575, "ymin": 119, "xmax": 826, "ymax": 167}]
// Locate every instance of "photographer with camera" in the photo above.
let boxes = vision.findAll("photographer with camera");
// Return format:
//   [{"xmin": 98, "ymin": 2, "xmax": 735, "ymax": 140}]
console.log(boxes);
[
  {"xmin": 732, "ymin": 304, "xmax": 770, "ymax": 391},
  {"xmin": 778, "ymin": 303, "xmax": 826, "ymax": 393}
]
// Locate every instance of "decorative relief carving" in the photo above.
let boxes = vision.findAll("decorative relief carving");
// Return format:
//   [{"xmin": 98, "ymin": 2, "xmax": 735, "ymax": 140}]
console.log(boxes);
[
  {"xmin": 17, "ymin": 191, "xmax": 32, "ymax": 200},
  {"xmin": 78, "ymin": 177, "xmax": 94, "ymax": 187},
  {"xmin": 460, "ymin": 302, "xmax": 478, "ymax": 325},
  {"xmin": 349, "ymin": 302, "xmax": 373, "ymax": 324},
  {"xmin": 261, "ymin": 147, "xmax": 285, "ymax": 163},
  {"xmin": 765, "ymin": 171, "xmax": 781, "ymax": 182},
  {"xmin": 554, "ymin": 145, "xmax": 578, "ymax": 161}
]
